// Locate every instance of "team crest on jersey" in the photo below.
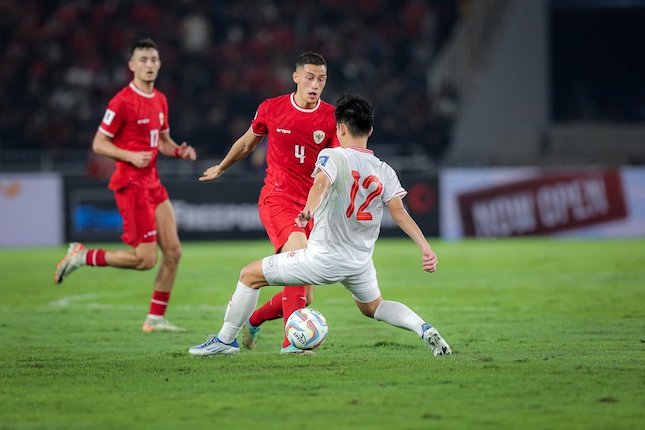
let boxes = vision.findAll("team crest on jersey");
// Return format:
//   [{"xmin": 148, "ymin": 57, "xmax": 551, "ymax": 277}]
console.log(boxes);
[
  {"xmin": 313, "ymin": 130, "xmax": 325, "ymax": 144},
  {"xmin": 102, "ymin": 109, "xmax": 115, "ymax": 125},
  {"xmin": 159, "ymin": 112, "xmax": 165, "ymax": 126}
]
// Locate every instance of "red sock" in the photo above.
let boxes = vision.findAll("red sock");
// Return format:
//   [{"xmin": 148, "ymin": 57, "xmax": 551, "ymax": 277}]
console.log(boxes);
[
  {"xmin": 149, "ymin": 290, "xmax": 171, "ymax": 316},
  {"xmin": 249, "ymin": 291, "xmax": 284, "ymax": 327},
  {"xmin": 282, "ymin": 286, "xmax": 307, "ymax": 347},
  {"xmin": 85, "ymin": 249, "xmax": 107, "ymax": 266}
]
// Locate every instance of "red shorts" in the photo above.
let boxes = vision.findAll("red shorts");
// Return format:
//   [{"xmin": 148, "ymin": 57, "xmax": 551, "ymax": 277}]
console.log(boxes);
[
  {"xmin": 114, "ymin": 185, "xmax": 169, "ymax": 247},
  {"xmin": 258, "ymin": 193, "xmax": 312, "ymax": 253}
]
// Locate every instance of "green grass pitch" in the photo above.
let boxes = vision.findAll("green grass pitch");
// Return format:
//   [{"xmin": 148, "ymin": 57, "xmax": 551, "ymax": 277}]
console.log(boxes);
[{"xmin": 0, "ymin": 239, "xmax": 643, "ymax": 429}]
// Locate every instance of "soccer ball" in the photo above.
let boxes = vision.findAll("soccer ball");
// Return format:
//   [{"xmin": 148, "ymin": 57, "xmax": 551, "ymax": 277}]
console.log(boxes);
[{"xmin": 285, "ymin": 308, "xmax": 328, "ymax": 350}]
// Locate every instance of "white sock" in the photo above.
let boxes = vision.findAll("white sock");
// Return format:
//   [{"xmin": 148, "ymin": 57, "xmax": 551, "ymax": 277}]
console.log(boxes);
[
  {"xmin": 217, "ymin": 281, "xmax": 260, "ymax": 344},
  {"xmin": 374, "ymin": 300, "xmax": 426, "ymax": 337}
]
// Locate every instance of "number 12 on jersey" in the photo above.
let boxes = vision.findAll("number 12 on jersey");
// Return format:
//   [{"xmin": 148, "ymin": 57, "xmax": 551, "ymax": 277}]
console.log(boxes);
[{"xmin": 346, "ymin": 170, "xmax": 383, "ymax": 221}]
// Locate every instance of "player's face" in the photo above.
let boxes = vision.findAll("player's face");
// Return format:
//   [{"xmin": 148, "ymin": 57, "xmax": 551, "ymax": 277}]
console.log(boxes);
[
  {"xmin": 128, "ymin": 48, "xmax": 161, "ymax": 84},
  {"xmin": 293, "ymin": 64, "xmax": 327, "ymax": 108}
]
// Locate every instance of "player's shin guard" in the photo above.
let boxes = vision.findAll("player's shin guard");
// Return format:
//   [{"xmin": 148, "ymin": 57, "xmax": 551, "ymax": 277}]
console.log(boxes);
[
  {"xmin": 85, "ymin": 249, "xmax": 108, "ymax": 266},
  {"xmin": 281, "ymin": 285, "xmax": 307, "ymax": 347},
  {"xmin": 218, "ymin": 281, "xmax": 260, "ymax": 344},
  {"xmin": 149, "ymin": 290, "xmax": 170, "ymax": 316},
  {"xmin": 374, "ymin": 300, "xmax": 426, "ymax": 336}
]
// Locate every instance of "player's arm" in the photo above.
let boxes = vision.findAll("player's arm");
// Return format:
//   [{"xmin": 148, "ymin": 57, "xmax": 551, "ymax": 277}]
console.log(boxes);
[
  {"xmin": 296, "ymin": 170, "xmax": 331, "ymax": 227},
  {"xmin": 92, "ymin": 130, "xmax": 152, "ymax": 168},
  {"xmin": 387, "ymin": 196, "xmax": 438, "ymax": 273},
  {"xmin": 199, "ymin": 126, "xmax": 263, "ymax": 181},
  {"xmin": 158, "ymin": 132, "xmax": 196, "ymax": 161}
]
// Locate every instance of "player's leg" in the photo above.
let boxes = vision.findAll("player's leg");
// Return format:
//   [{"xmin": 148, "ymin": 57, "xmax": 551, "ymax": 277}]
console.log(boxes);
[
  {"xmin": 142, "ymin": 196, "xmax": 185, "ymax": 332},
  {"xmin": 189, "ymin": 260, "xmax": 267, "ymax": 355},
  {"xmin": 347, "ymin": 266, "xmax": 452, "ymax": 356},
  {"xmin": 190, "ymin": 248, "xmax": 322, "ymax": 356},
  {"xmin": 53, "ymin": 187, "xmax": 158, "ymax": 284},
  {"xmin": 246, "ymin": 197, "xmax": 286, "ymax": 334},
  {"xmin": 53, "ymin": 242, "xmax": 157, "ymax": 284},
  {"xmin": 277, "ymin": 231, "xmax": 310, "ymax": 350},
  {"xmin": 245, "ymin": 197, "xmax": 311, "ymax": 349}
]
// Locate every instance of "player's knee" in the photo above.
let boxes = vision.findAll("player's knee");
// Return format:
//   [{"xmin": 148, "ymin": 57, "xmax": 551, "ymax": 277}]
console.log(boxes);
[
  {"xmin": 136, "ymin": 254, "xmax": 157, "ymax": 270},
  {"xmin": 163, "ymin": 244, "xmax": 182, "ymax": 267},
  {"xmin": 239, "ymin": 264, "xmax": 254, "ymax": 286},
  {"xmin": 239, "ymin": 263, "xmax": 264, "ymax": 289}
]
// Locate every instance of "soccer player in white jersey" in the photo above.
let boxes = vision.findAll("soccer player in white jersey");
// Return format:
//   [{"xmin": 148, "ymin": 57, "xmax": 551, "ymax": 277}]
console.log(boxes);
[{"xmin": 189, "ymin": 93, "xmax": 451, "ymax": 357}]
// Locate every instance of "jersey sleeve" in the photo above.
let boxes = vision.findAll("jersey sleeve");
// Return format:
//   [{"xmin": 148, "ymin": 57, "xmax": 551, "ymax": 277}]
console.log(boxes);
[
  {"xmin": 312, "ymin": 148, "xmax": 338, "ymax": 184},
  {"xmin": 250, "ymin": 100, "xmax": 268, "ymax": 136},
  {"xmin": 98, "ymin": 96, "xmax": 126, "ymax": 138},
  {"xmin": 381, "ymin": 163, "xmax": 407, "ymax": 204}
]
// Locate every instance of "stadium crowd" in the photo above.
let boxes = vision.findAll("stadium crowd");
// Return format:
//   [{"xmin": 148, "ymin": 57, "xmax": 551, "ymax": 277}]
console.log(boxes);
[{"xmin": 0, "ymin": 0, "xmax": 458, "ymax": 164}]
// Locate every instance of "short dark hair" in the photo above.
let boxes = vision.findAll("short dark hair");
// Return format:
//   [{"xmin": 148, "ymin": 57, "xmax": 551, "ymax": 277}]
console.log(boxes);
[
  {"xmin": 129, "ymin": 38, "xmax": 158, "ymax": 58},
  {"xmin": 295, "ymin": 51, "xmax": 327, "ymax": 69},
  {"xmin": 335, "ymin": 93, "xmax": 374, "ymax": 137}
]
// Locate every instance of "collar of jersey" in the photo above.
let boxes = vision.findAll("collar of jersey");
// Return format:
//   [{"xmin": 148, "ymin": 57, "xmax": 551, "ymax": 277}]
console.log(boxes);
[
  {"xmin": 348, "ymin": 146, "xmax": 373, "ymax": 154},
  {"xmin": 129, "ymin": 82, "xmax": 156, "ymax": 99},
  {"xmin": 290, "ymin": 93, "xmax": 320, "ymax": 113}
]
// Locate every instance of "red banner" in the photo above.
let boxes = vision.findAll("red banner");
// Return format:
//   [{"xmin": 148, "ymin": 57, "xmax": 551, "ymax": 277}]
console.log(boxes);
[{"xmin": 457, "ymin": 170, "xmax": 628, "ymax": 237}]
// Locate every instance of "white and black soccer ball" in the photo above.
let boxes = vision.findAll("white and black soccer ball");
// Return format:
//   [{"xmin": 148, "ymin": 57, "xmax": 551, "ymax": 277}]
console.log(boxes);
[{"xmin": 285, "ymin": 308, "xmax": 328, "ymax": 350}]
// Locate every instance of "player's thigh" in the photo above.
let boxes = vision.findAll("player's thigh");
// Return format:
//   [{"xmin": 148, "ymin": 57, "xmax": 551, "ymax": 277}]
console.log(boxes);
[
  {"xmin": 341, "ymin": 263, "xmax": 382, "ymax": 304},
  {"xmin": 262, "ymin": 249, "xmax": 332, "ymax": 287},
  {"xmin": 114, "ymin": 187, "xmax": 156, "ymax": 247},
  {"xmin": 282, "ymin": 231, "xmax": 308, "ymax": 252}
]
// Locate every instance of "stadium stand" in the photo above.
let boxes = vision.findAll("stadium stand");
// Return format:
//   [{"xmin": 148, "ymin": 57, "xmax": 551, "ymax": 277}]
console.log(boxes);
[{"xmin": 0, "ymin": 0, "xmax": 459, "ymax": 174}]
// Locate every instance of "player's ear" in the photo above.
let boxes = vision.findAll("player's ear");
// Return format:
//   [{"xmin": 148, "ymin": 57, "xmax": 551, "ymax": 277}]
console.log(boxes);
[
  {"xmin": 128, "ymin": 59, "xmax": 135, "ymax": 73},
  {"xmin": 337, "ymin": 123, "xmax": 346, "ymax": 138},
  {"xmin": 368, "ymin": 127, "xmax": 373, "ymax": 138},
  {"xmin": 292, "ymin": 71, "xmax": 299, "ymax": 84}
]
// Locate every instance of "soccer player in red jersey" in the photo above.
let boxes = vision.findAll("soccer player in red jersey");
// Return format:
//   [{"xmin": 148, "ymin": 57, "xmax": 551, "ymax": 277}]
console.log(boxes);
[
  {"xmin": 199, "ymin": 52, "xmax": 338, "ymax": 353},
  {"xmin": 54, "ymin": 38, "xmax": 197, "ymax": 333}
]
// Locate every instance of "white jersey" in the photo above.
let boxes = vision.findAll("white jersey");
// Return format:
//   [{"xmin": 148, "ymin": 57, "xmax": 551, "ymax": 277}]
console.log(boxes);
[{"xmin": 307, "ymin": 147, "xmax": 407, "ymax": 273}]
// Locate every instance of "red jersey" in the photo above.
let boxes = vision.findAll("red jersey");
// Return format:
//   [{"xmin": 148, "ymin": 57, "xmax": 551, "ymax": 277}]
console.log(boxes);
[
  {"xmin": 252, "ymin": 93, "xmax": 338, "ymax": 205},
  {"xmin": 98, "ymin": 82, "xmax": 170, "ymax": 191}
]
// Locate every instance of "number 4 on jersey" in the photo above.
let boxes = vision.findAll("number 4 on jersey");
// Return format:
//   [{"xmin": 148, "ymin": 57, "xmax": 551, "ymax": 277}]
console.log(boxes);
[
  {"xmin": 346, "ymin": 170, "xmax": 383, "ymax": 221},
  {"xmin": 295, "ymin": 145, "xmax": 305, "ymax": 163}
]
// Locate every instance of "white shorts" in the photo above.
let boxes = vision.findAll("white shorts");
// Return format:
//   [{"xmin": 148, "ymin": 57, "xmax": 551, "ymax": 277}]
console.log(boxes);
[{"xmin": 262, "ymin": 248, "xmax": 381, "ymax": 303}]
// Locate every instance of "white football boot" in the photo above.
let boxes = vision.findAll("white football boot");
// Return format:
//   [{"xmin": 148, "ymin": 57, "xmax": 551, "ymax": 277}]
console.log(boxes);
[
  {"xmin": 422, "ymin": 324, "xmax": 452, "ymax": 356},
  {"xmin": 189, "ymin": 336, "xmax": 240, "ymax": 356}
]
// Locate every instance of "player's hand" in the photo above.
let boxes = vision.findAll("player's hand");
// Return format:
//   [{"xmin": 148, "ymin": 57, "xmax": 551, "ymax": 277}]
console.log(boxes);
[
  {"xmin": 421, "ymin": 248, "xmax": 438, "ymax": 273},
  {"xmin": 177, "ymin": 142, "xmax": 197, "ymax": 161},
  {"xmin": 199, "ymin": 164, "xmax": 223, "ymax": 182},
  {"xmin": 128, "ymin": 151, "xmax": 153, "ymax": 168},
  {"xmin": 295, "ymin": 209, "xmax": 313, "ymax": 228}
]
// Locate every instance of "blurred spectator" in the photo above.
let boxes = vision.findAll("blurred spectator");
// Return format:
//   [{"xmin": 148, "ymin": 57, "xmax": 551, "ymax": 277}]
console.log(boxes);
[{"xmin": 0, "ymin": 0, "xmax": 458, "ymax": 163}]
